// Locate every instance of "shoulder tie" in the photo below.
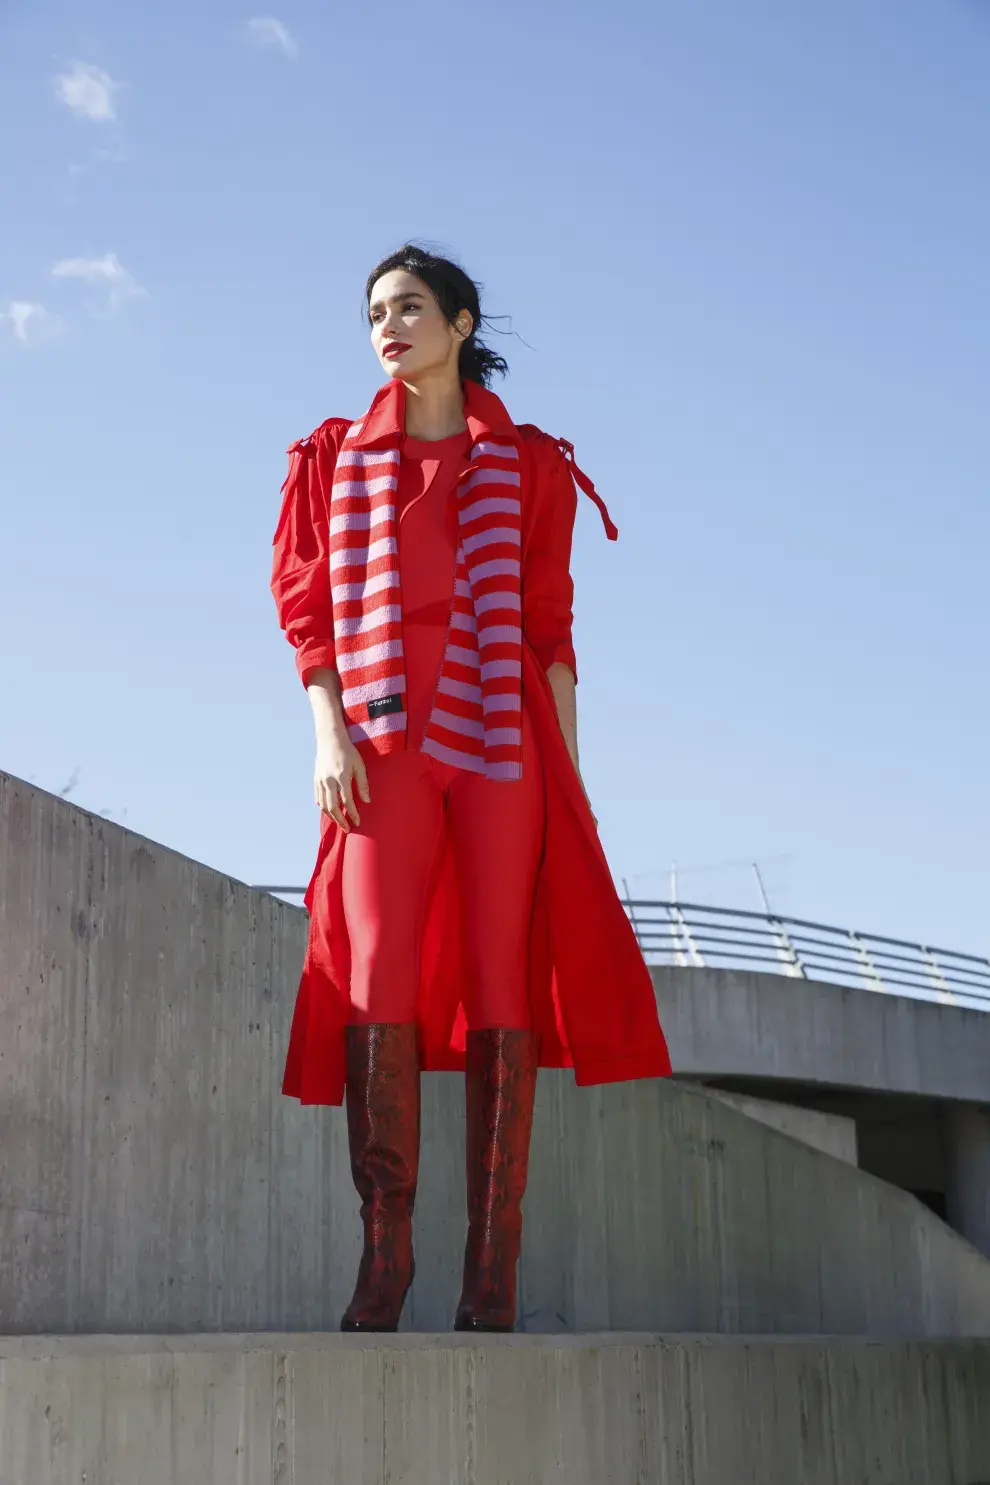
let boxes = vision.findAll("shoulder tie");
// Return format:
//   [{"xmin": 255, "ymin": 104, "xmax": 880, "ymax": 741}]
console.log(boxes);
[
  {"xmin": 556, "ymin": 437, "xmax": 619, "ymax": 541},
  {"xmin": 281, "ymin": 431, "xmax": 317, "ymax": 494}
]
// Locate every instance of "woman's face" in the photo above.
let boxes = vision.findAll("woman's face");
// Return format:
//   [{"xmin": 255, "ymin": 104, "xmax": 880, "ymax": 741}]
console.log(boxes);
[{"xmin": 369, "ymin": 269, "xmax": 471, "ymax": 383}]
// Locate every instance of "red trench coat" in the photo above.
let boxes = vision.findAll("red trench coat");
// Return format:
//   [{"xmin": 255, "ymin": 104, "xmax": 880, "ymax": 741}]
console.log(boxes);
[{"xmin": 275, "ymin": 386, "xmax": 672, "ymax": 1106}]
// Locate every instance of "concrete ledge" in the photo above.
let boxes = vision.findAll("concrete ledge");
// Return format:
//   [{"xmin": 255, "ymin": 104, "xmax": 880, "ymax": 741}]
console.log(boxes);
[{"xmin": 1, "ymin": 1332, "xmax": 988, "ymax": 1484}]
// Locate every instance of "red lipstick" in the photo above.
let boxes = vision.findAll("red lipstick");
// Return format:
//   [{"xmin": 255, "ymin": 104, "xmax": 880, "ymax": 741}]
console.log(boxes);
[{"xmin": 383, "ymin": 342, "xmax": 411, "ymax": 360}]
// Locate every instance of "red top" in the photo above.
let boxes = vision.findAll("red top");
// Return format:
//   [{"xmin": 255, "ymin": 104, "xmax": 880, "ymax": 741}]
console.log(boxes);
[{"xmin": 395, "ymin": 429, "xmax": 471, "ymax": 625}]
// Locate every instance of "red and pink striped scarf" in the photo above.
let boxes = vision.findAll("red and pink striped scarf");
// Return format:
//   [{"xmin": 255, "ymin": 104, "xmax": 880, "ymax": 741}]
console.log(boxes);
[{"xmin": 329, "ymin": 401, "xmax": 525, "ymax": 780}]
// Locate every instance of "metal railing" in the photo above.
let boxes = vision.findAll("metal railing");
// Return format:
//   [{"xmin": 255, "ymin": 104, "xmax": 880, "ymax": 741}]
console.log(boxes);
[
  {"xmin": 252, "ymin": 885, "xmax": 990, "ymax": 1012},
  {"xmin": 622, "ymin": 898, "xmax": 990, "ymax": 1010}
]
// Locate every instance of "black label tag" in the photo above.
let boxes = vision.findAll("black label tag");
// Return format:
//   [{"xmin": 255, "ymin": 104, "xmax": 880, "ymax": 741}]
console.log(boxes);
[{"xmin": 366, "ymin": 693, "xmax": 404, "ymax": 719}]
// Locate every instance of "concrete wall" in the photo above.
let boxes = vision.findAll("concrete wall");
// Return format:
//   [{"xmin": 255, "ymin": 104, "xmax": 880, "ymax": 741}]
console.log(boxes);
[
  {"xmin": 653, "ymin": 964, "xmax": 990, "ymax": 1102},
  {"xmin": 4, "ymin": 769, "xmax": 990, "ymax": 1339},
  {"xmin": 703, "ymin": 1088, "xmax": 858, "ymax": 1164},
  {"xmin": 1, "ymin": 1333, "xmax": 988, "ymax": 1485}
]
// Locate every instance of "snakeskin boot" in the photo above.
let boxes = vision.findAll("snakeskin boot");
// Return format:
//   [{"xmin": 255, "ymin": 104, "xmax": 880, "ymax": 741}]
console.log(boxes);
[
  {"xmin": 454, "ymin": 1028, "xmax": 539, "ymax": 1332},
  {"xmin": 340, "ymin": 1023, "xmax": 420, "ymax": 1333}
]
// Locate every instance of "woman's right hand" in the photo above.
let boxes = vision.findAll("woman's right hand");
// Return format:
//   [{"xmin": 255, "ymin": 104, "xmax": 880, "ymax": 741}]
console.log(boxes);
[{"xmin": 314, "ymin": 727, "xmax": 370, "ymax": 832}]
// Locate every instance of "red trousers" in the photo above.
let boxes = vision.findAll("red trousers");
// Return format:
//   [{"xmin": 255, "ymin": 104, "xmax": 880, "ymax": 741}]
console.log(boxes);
[{"xmin": 342, "ymin": 623, "xmax": 546, "ymax": 1028}]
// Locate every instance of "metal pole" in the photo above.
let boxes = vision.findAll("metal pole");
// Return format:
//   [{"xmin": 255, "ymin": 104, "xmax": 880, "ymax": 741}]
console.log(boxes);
[
  {"xmin": 753, "ymin": 861, "xmax": 805, "ymax": 979},
  {"xmin": 667, "ymin": 861, "xmax": 689, "ymax": 966},
  {"xmin": 622, "ymin": 877, "xmax": 643, "ymax": 959},
  {"xmin": 752, "ymin": 861, "xmax": 772, "ymax": 914}
]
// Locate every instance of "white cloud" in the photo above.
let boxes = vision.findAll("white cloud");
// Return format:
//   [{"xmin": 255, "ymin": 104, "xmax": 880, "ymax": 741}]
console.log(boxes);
[
  {"xmin": 246, "ymin": 16, "xmax": 298, "ymax": 59},
  {"xmin": 6, "ymin": 302, "xmax": 42, "ymax": 342},
  {"xmin": 52, "ymin": 253, "xmax": 146, "ymax": 315},
  {"xmin": 1, "ymin": 301, "xmax": 62, "ymax": 347},
  {"xmin": 54, "ymin": 62, "xmax": 119, "ymax": 122}
]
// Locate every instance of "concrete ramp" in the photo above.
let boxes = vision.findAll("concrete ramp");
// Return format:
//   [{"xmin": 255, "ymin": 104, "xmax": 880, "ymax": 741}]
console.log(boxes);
[
  {"xmin": 3, "ymin": 769, "xmax": 990, "ymax": 1338},
  {"xmin": 1, "ymin": 1332, "xmax": 988, "ymax": 1484}
]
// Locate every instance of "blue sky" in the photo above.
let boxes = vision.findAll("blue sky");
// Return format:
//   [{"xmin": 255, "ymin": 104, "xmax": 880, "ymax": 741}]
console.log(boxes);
[{"xmin": 2, "ymin": 0, "xmax": 989, "ymax": 954}]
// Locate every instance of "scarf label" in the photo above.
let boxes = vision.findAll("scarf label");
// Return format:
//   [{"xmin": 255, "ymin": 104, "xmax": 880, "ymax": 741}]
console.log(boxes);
[{"xmin": 367, "ymin": 693, "xmax": 403, "ymax": 719}]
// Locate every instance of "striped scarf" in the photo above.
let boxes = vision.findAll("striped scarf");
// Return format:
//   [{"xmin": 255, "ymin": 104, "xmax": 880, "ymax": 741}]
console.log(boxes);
[{"xmin": 329, "ymin": 406, "xmax": 524, "ymax": 781}]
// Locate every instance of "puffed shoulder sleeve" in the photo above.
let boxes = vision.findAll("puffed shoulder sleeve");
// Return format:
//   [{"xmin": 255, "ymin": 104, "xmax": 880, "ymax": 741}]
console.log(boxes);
[
  {"xmin": 270, "ymin": 422, "xmax": 342, "ymax": 688},
  {"xmin": 520, "ymin": 430, "xmax": 618, "ymax": 684}
]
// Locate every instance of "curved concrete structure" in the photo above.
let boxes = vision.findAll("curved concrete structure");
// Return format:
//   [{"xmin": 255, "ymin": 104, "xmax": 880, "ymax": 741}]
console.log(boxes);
[
  {"xmin": 1, "ymin": 1332, "xmax": 988, "ymax": 1485},
  {"xmin": 653, "ymin": 963, "xmax": 990, "ymax": 1102},
  {"xmin": 4, "ymin": 769, "xmax": 990, "ymax": 1339}
]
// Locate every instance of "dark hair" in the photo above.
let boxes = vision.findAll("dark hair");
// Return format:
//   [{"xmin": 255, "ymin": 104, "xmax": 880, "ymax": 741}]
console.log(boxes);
[{"xmin": 364, "ymin": 243, "xmax": 508, "ymax": 386}]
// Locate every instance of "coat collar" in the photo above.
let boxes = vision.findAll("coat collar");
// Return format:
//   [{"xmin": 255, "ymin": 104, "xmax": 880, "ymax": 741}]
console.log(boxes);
[{"xmin": 347, "ymin": 376, "xmax": 517, "ymax": 448}]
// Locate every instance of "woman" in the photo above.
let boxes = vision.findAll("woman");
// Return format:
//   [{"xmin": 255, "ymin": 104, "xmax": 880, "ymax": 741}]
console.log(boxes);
[{"xmin": 271, "ymin": 244, "xmax": 671, "ymax": 1335}]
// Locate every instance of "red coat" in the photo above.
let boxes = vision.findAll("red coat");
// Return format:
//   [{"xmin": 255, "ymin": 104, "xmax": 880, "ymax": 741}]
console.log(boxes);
[{"xmin": 272, "ymin": 381, "xmax": 672, "ymax": 1105}]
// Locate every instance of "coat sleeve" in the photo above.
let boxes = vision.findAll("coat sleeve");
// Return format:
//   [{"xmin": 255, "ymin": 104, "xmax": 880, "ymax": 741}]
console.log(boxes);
[
  {"xmin": 270, "ymin": 422, "xmax": 341, "ymax": 688},
  {"xmin": 521, "ymin": 434, "xmax": 580, "ymax": 682}
]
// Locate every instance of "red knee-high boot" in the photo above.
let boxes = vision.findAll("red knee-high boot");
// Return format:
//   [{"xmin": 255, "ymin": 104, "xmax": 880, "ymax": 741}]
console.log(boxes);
[
  {"xmin": 340, "ymin": 1023, "xmax": 420, "ymax": 1333},
  {"xmin": 454, "ymin": 1028, "xmax": 539, "ymax": 1333}
]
